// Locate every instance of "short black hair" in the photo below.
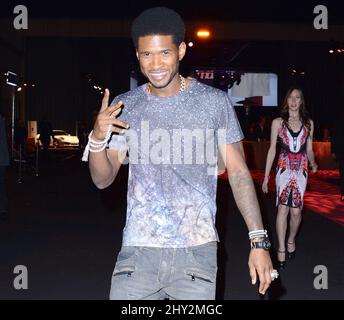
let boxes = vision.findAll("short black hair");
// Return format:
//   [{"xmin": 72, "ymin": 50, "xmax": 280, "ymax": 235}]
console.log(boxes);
[{"xmin": 131, "ymin": 7, "xmax": 185, "ymax": 49}]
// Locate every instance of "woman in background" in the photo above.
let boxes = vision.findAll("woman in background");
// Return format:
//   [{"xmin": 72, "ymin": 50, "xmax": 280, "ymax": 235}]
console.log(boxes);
[{"xmin": 262, "ymin": 87, "xmax": 317, "ymax": 269}]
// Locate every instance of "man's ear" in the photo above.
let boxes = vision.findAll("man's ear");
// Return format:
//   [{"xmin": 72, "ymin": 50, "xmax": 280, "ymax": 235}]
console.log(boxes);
[
  {"xmin": 136, "ymin": 50, "xmax": 139, "ymax": 60},
  {"xmin": 178, "ymin": 42, "xmax": 186, "ymax": 61}
]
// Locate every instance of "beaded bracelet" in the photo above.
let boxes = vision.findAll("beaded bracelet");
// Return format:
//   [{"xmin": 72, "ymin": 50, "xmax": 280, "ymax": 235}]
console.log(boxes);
[
  {"xmin": 248, "ymin": 229, "xmax": 268, "ymax": 240},
  {"xmin": 81, "ymin": 127, "xmax": 112, "ymax": 162}
]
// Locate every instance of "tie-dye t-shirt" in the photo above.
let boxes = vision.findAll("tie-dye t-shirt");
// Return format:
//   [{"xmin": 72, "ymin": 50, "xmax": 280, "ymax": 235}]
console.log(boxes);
[{"xmin": 108, "ymin": 79, "xmax": 243, "ymax": 248}]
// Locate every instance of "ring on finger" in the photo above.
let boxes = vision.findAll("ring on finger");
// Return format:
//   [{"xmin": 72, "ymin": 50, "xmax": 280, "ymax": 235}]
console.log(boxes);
[{"xmin": 270, "ymin": 269, "xmax": 279, "ymax": 281}]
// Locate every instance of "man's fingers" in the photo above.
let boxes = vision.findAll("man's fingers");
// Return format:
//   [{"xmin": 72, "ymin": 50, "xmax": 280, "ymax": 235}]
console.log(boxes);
[
  {"xmin": 114, "ymin": 119, "xmax": 129, "ymax": 129},
  {"xmin": 257, "ymin": 269, "xmax": 266, "ymax": 294},
  {"xmin": 109, "ymin": 106, "xmax": 123, "ymax": 117},
  {"xmin": 262, "ymin": 269, "xmax": 272, "ymax": 295},
  {"xmin": 257, "ymin": 268, "xmax": 272, "ymax": 295},
  {"xmin": 100, "ymin": 89, "xmax": 110, "ymax": 112},
  {"xmin": 111, "ymin": 126, "xmax": 126, "ymax": 134},
  {"xmin": 104, "ymin": 119, "xmax": 129, "ymax": 129},
  {"xmin": 249, "ymin": 264, "xmax": 257, "ymax": 285},
  {"xmin": 107, "ymin": 101, "xmax": 123, "ymax": 115}
]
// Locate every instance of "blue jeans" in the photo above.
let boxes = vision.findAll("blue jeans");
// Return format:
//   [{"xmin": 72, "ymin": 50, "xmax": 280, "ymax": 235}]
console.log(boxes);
[{"xmin": 109, "ymin": 241, "xmax": 217, "ymax": 300}]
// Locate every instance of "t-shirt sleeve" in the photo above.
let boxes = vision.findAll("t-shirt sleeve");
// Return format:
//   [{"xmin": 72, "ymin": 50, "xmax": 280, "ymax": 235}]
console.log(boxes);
[
  {"xmin": 107, "ymin": 96, "xmax": 128, "ymax": 151},
  {"xmin": 216, "ymin": 92, "xmax": 244, "ymax": 145}
]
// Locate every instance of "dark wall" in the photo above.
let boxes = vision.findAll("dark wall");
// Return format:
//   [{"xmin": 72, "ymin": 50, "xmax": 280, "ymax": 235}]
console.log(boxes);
[
  {"xmin": 278, "ymin": 41, "xmax": 344, "ymax": 138},
  {"xmin": 25, "ymin": 37, "xmax": 135, "ymax": 133},
  {"xmin": 0, "ymin": 38, "xmax": 22, "ymax": 120}
]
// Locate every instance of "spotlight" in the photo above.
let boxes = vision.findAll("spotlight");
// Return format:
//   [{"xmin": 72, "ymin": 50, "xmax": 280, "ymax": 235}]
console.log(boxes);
[
  {"xmin": 196, "ymin": 30, "xmax": 210, "ymax": 39},
  {"xmin": 188, "ymin": 42, "xmax": 194, "ymax": 47}
]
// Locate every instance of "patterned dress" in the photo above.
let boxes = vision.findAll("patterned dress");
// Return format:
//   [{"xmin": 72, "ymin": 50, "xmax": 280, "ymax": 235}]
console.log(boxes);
[{"xmin": 276, "ymin": 120, "xmax": 309, "ymax": 208}]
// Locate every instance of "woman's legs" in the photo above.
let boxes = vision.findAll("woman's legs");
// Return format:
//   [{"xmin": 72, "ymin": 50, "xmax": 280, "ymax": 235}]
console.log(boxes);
[
  {"xmin": 287, "ymin": 207, "xmax": 302, "ymax": 253},
  {"xmin": 276, "ymin": 204, "xmax": 290, "ymax": 261}
]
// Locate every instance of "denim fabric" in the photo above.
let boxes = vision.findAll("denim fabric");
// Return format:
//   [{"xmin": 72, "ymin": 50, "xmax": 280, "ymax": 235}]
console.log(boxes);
[{"xmin": 109, "ymin": 241, "xmax": 217, "ymax": 300}]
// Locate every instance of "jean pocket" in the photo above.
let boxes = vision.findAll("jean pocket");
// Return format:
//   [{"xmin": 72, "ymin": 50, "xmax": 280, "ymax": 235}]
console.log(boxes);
[
  {"xmin": 186, "ymin": 242, "xmax": 218, "ymax": 284},
  {"xmin": 113, "ymin": 246, "xmax": 137, "ymax": 277},
  {"xmin": 185, "ymin": 269, "xmax": 216, "ymax": 284},
  {"xmin": 117, "ymin": 246, "xmax": 137, "ymax": 262},
  {"xmin": 190, "ymin": 242, "xmax": 217, "ymax": 270}
]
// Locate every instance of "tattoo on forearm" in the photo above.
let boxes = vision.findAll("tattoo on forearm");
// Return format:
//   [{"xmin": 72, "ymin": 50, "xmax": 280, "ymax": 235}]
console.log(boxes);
[{"xmin": 228, "ymin": 169, "xmax": 264, "ymax": 231}]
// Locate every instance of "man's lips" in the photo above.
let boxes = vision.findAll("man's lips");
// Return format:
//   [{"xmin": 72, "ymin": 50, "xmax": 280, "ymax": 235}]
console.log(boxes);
[{"xmin": 149, "ymin": 71, "xmax": 168, "ymax": 81}]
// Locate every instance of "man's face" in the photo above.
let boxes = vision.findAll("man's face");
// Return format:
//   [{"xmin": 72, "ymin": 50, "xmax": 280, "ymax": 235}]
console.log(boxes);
[{"xmin": 136, "ymin": 35, "xmax": 186, "ymax": 90}]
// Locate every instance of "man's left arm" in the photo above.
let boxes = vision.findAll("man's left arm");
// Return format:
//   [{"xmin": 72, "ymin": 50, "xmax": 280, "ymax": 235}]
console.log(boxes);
[{"xmin": 219, "ymin": 142, "xmax": 273, "ymax": 295}]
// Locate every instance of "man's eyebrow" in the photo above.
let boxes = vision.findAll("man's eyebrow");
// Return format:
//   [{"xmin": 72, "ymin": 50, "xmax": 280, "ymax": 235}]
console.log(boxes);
[{"xmin": 139, "ymin": 48, "xmax": 172, "ymax": 53}]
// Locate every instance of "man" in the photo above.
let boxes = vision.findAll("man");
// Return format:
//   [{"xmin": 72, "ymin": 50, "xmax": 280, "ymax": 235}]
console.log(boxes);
[
  {"xmin": 14, "ymin": 119, "xmax": 28, "ymax": 161},
  {"xmin": 0, "ymin": 114, "xmax": 10, "ymax": 221},
  {"xmin": 85, "ymin": 7, "xmax": 274, "ymax": 300},
  {"xmin": 253, "ymin": 115, "xmax": 270, "ymax": 142}
]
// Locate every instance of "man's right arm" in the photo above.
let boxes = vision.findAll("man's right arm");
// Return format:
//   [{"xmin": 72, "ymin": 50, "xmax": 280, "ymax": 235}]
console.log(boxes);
[
  {"xmin": 87, "ymin": 89, "xmax": 129, "ymax": 189},
  {"xmin": 89, "ymin": 148, "xmax": 122, "ymax": 189}
]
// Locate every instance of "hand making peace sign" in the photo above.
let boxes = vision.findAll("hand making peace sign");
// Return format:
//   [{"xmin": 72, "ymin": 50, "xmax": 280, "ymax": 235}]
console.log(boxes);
[{"xmin": 92, "ymin": 89, "xmax": 129, "ymax": 141}]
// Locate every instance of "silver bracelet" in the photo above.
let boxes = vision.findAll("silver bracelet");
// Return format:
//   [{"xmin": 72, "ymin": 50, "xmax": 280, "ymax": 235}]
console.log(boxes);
[
  {"xmin": 248, "ymin": 229, "xmax": 268, "ymax": 240},
  {"xmin": 81, "ymin": 127, "xmax": 112, "ymax": 162}
]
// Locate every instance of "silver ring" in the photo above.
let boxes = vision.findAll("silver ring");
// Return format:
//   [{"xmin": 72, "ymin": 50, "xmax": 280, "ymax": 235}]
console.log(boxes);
[{"xmin": 270, "ymin": 269, "xmax": 279, "ymax": 281}]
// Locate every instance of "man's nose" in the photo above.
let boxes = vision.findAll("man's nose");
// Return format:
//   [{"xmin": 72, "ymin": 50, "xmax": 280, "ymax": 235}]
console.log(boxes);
[{"xmin": 151, "ymin": 55, "xmax": 162, "ymax": 69}]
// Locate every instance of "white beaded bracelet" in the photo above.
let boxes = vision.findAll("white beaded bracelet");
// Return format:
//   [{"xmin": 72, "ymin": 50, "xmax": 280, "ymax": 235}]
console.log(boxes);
[
  {"xmin": 248, "ymin": 229, "xmax": 268, "ymax": 240},
  {"xmin": 81, "ymin": 127, "xmax": 112, "ymax": 162}
]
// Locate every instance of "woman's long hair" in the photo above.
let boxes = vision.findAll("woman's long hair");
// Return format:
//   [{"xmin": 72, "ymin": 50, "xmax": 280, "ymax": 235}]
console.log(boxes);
[{"xmin": 280, "ymin": 87, "xmax": 311, "ymax": 132}]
